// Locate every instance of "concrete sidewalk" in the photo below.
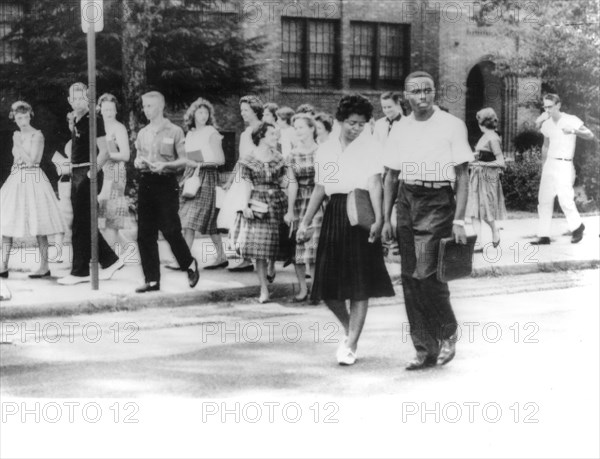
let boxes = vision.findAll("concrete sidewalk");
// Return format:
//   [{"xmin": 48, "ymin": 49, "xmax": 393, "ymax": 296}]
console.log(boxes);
[{"xmin": 0, "ymin": 215, "xmax": 598, "ymax": 320}]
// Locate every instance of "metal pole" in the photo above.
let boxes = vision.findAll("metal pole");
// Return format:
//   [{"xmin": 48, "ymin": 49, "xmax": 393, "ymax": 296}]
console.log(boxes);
[{"xmin": 87, "ymin": 23, "xmax": 99, "ymax": 290}]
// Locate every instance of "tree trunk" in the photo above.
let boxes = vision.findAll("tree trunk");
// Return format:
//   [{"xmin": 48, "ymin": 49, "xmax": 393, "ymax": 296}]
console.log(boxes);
[{"xmin": 120, "ymin": 0, "xmax": 152, "ymax": 139}]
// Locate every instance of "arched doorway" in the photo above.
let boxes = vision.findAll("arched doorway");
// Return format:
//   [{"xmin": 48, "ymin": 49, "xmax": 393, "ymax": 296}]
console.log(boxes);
[{"xmin": 465, "ymin": 60, "xmax": 504, "ymax": 149}]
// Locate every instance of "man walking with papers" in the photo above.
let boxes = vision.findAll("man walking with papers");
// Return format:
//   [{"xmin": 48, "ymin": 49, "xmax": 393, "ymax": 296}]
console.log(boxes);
[
  {"xmin": 133, "ymin": 91, "xmax": 199, "ymax": 293},
  {"xmin": 382, "ymin": 71, "xmax": 474, "ymax": 370}
]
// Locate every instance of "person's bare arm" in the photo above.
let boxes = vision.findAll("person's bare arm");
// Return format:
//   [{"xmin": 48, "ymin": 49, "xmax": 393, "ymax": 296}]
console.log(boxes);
[{"xmin": 452, "ymin": 162, "xmax": 469, "ymax": 244}]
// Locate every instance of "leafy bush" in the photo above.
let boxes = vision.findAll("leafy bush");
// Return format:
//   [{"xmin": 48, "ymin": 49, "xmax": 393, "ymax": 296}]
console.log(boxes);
[{"xmin": 502, "ymin": 147, "xmax": 542, "ymax": 211}]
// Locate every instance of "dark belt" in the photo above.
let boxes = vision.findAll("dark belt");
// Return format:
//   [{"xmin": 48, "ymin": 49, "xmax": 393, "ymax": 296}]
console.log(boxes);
[
  {"xmin": 59, "ymin": 176, "xmax": 71, "ymax": 183},
  {"xmin": 404, "ymin": 179, "xmax": 452, "ymax": 189},
  {"xmin": 551, "ymin": 157, "xmax": 572, "ymax": 162}
]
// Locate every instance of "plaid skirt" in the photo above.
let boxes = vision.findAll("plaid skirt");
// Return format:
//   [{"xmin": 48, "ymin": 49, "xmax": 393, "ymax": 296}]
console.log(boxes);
[
  {"xmin": 294, "ymin": 184, "xmax": 323, "ymax": 265},
  {"xmin": 310, "ymin": 194, "xmax": 395, "ymax": 302},
  {"xmin": 231, "ymin": 188, "xmax": 287, "ymax": 261},
  {"xmin": 179, "ymin": 167, "xmax": 219, "ymax": 234}
]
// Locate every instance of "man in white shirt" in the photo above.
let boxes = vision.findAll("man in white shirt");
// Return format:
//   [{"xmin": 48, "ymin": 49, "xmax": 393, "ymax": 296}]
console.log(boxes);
[
  {"xmin": 382, "ymin": 71, "xmax": 474, "ymax": 370},
  {"xmin": 373, "ymin": 92, "xmax": 404, "ymax": 147},
  {"xmin": 532, "ymin": 93, "xmax": 594, "ymax": 245}
]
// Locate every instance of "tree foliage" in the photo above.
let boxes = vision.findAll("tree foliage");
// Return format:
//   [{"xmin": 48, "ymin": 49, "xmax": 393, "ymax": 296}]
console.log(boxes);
[{"xmin": 0, "ymin": 0, "xmax": 265, "ymax": 152}]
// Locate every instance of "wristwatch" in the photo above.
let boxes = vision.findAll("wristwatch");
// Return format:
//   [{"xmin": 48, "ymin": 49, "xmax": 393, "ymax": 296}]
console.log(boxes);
[{"xmin": 452, "ymin": 219, "xmax": 466, "ymax": 227}]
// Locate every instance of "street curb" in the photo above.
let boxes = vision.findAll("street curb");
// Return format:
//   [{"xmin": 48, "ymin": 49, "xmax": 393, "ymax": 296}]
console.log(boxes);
[{"xmin": 1, "ymin": 259, "xmax": 598, "ymax": 320}]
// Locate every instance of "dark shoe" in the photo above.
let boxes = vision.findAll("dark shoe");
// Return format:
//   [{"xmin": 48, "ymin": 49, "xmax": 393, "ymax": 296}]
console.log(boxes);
[
  {"xmin": 203, "ymin": 260, "xmax": 229, "ymax": 270},
  {"xmin": 267, "ymin": 272, "xmax": 276, "ymax": 284},
  {"xmin": 492, "ymin": 238, "xmax": 501, "ymax": 248},
  {"xmin": 164, "ymin": 263, "xmax": 181, "ymax": 271},
  {"xmin": 405, "ymin": 353, "xmax": 437, "ymax": 371},
  {"xmin": 228, "ymin": 261, "xmax": 254, "ymax": 272},
  {"xmin": 29, "ymin": 270, "xmax": 51, "ymax": 279},
  {"xmin": 187, "ymin": 258, "xmax": 200, "ymax": 288},
  {"xmin": 571, "ymin": 223, "xmax": 585, "ymax": 244},
  {"xmin": 135, "ymin": 282, "xmax": 160, "ymax": 293},
  {"xmin": 531, "ymin": 237, "xmax": 551, "ymax": 245},
  {"xmin": 0, "ymin": 271, "xmax": 8, "ymax": 278},
  {"xmin": 282, "ymin": 257, "xmax": 294, "ymax": 268},
  {"xmin": 437, "ymin": 337, "xmax": 457, "ymax": 366}
]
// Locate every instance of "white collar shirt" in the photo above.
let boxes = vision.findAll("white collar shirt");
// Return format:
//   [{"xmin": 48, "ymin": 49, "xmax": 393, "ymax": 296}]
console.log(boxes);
[
  {"xmin": 383, "ymin": 107, "xmax": 474, "ymax": 182},
  {"xmin": 541, "ymin": 113, "xmax": 583, "ymax": 160},
  {"xmin": 315, "ymin": 133, "xmax": 383, "ymax": 195}
]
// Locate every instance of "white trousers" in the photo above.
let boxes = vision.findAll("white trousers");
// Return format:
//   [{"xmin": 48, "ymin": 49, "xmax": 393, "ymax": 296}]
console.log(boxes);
[{"xmin": 537, "ymin": 159, "xmax": 582, "ymax": 237}]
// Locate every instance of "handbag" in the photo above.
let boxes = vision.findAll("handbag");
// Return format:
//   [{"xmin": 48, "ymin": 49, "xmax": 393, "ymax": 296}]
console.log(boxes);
[
  {"xmin": 436, "ymin": 235, "xmax": 478, "ymax": 282},
  {"xmin": 181, "ymin": 166, "xmax": 202, "ymax": 199},
  {"xmin": 347, "ymin": 188, "xmax": 375, "ymax": 231},
  {"xmin": 248, "ymin": 199, "xmax": 269, "ymax": 219}
]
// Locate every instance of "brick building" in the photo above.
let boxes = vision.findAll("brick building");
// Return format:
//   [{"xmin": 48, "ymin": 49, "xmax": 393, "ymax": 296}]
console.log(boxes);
[{"xmin": 1, "ymin": 0, "xmax": 540, "ymax": 174}]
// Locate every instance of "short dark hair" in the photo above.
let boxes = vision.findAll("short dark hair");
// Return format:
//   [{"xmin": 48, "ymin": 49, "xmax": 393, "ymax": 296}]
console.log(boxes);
[
  {"xmin": 404, "ymin": 71, "xmax": 435, "ymax": 90},
  {"xmin": 9, "ymin": 101, "xmax": 34, "ymax": 120},
  {"xmin": 335, "ymin": 94, "xmax": 373, "ymax": 122},
  {"xmin": 276, "ymin": 106, "xmax": 295, "ymax": 125},
  {"xmin": 96, "ymin": 93, "xmax": 120, "ymax": 114},
  {"xmin": 296, "ymin": 103, "xmax": 315, "ymax": 116},
  {"xmin": 380, "ymin": 92, "xmax": 402, "ymax": 104},
  {"xmin": 543, "ymin": 93, "xmax": 561, "ymax": 105},
  {"xmin": 240, "ymin": 95, "xmax": 264, "ymax": 120},
  {"xmin": 251, "ymin": 121, "xmax": 276, "ymax": 146},
  {"xmin": 263, "ymin": 102, "xmax": 279, "ymax": 122},
  {"xmin": 314, "ymin": 112, "xmax": 334, "ymax": 133}
]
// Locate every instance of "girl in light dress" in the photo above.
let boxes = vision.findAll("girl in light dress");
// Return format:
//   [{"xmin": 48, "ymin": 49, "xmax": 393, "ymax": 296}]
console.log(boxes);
[
  {"xmin": 97, "ymin": 94, "xmax": 131, "ymax": 256},
  {"xmin": 0, "ymin": 101, "xmax": 66, "ymax": 278},
  {"xmin": 465, "ymin": 107, "xmax": 507, "ymax": 250}
]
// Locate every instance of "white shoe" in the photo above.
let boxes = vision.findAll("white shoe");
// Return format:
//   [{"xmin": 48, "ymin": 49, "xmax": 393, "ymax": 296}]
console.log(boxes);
[
  {"xmin": 57, "ymin": 275, "xmax": 91, "ymax": 285},
  {"xmin": 336, "ymin": 338, "xmax": 357, "ymax": 366},
  {"xmin": 99, "ymin": 258, "xmax": 125, "ymax": 280}
]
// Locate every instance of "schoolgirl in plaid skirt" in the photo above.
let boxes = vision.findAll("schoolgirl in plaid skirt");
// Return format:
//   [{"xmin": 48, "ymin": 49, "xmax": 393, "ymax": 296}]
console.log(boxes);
[
  {"xmin": 232, "ymin": 122, "xmax": 292, "ymax": 303},
  {"xmin": 285, "ymin": 114, "xmax": 323, "ymax": 302}
]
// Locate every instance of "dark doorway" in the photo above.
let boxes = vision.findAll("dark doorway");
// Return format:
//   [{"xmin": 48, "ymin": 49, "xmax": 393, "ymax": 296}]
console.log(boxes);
[{"xmin": 465, "ymin": 60, "xmax": 503, "ymax": 149}]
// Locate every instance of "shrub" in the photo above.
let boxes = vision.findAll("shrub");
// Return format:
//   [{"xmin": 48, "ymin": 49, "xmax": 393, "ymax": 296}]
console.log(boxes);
[{"xmin": 502, "ymin": 147, "xmax": 542, "ymax": 211}]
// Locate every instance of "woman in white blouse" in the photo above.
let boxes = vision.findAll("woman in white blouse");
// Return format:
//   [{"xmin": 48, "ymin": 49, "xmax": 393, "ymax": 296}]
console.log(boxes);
[{"xmin": 297, "ymin": 94, "xmax": 394, "ymax": 366}]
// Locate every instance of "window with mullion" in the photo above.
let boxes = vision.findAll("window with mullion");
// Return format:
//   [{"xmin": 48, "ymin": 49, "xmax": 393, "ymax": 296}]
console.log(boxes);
[
  {"xmin": 282, "ymin": 17, "xmax": 339, "ymax": 88},
  {"xmin": 351, "ymin": 21, "xmax": 409, "ymax": 89}
]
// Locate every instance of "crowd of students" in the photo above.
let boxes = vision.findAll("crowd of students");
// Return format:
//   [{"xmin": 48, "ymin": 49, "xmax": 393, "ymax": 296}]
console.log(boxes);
[{"xmin": 2, "ymin": 71, "xmax": 548, "ymax": 368}]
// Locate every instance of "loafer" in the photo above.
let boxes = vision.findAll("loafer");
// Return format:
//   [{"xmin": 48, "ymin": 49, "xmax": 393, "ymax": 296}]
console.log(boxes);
[
  {"xmin": 57, "ymin": 275, "xmax": 90, "ymax": 285},
  {"xmin": 187, "ymin": 258, "xmax": 200, "ymax": 288},
  {"xmin": 203, "ymin": 260, "xmax": 229, "ymax": 270},
  {"xmin": 267, "ymin": 272, "xmax": 276, "ymax": 283},
  {"xmin": 437, "ymin": 337, "xmax": 457, "ymax": 366},
  {"xmin": 571, "ymin": 223, "xmax": 585, "ymax": 244},
  {"xmin": 135, "ymin": 282, "xmax": 160, "ymax": 293},
  {"xmin": 405, "ymin": 353, "xmax": 437, "ymax": 371},
  {"xmin": 99, "ymin": 258, "xmax": 125, "ymax": 280},
  {"xmin": 29, "ymin": 270, "xmax": 51, "ymax": 279},
  {"xmin": 531, "ymin": 237, "xmax": 550, "ymax": 245}
]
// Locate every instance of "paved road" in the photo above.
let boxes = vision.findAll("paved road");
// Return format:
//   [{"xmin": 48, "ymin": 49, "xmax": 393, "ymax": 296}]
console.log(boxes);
[{"xmin": 1, "ymin": 270, "xmax": 598, "ymax": 458}]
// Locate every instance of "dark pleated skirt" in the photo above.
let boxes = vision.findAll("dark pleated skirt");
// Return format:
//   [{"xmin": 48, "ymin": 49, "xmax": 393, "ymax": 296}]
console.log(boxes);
[{"xmin": 310, "ymin": 194, "xmax": 395, "ymax": 302}]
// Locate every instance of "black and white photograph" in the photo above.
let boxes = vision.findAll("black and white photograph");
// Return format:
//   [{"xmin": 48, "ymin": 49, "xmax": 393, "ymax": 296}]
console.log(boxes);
[{"xmin": 0, "ymin": 1, "xmax": 598, "ymax": 457}]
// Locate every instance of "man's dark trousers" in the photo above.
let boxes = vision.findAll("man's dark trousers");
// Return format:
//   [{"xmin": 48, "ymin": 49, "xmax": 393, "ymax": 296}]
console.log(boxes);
[
  {"xmin": 70, "ymin": 167, "xmax": 119, "ymax": 276},
  {"xmin": 137, "ymin": 173, "xmax": 193, "ymax": 283},
  {"xmin": 396, "ymin": 182, "xmax": 458, "ymax": 358}
]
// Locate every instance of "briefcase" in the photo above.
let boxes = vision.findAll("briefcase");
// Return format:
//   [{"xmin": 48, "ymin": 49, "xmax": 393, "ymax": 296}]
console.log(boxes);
[
  {"xmin": 436, "ymin": 235, "xmax": 478, "ymax": 282},
  {"xmin": 347, "ymin": 188, "xmax": 375, "ymax": 231}
]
